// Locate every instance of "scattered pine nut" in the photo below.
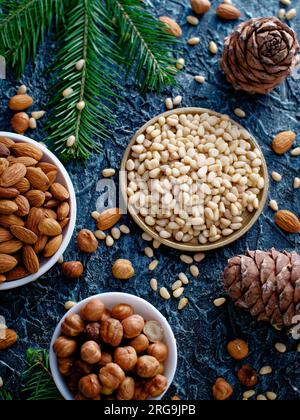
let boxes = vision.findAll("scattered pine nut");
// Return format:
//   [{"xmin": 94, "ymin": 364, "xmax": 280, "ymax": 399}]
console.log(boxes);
[
  {"xmin": 63, "ymin": 87, "xmax": 74, "ymax": 97},
  {"xmin": 275, "ymin": 342, "xmax": 287, "ymax": 353},
  {"xmin": 29, "ymin": 117, "xmax": 37, "ymax": 129},
  {"xmin": 259, "ymin": 366, "xmax": 273, "ymax": 375},
  {"xmin": 286, "ymin": 8, "xmax": 297, "ymax": 20},
  {"xmin": 77, "ymin": 101, "xmax": 85, "ymax": 111},
  {"xmin": 269, "ymin": 200, "xmax": 279, "ymax": 212},
  {"xmin": 120, "ymin": 225, "xmax": 130, "ymax": 234},
  {"xmin": 165, "ymin": 98, "xmax": 174, "ymax": 110},
  {"xmin": 187, "ymin": 37, "xmax": 201, "ymax": 46},
  {"xmin": 271, "ymin": 171, "xmax": 282, "ymax": 182},
  {"xmin": 190, "ymin": 265, "xmax": 199, "ymax": 278},
  {"xmin": 173, "ymin": 287, "xmax": 184, "ymax": 298},
  {"xmin": 67, "ymin": 135, "xmax": 76, "ymax": 147},
  {"xmin": 150, "ymin": 278, "xmax": 158, "ymax": 291},
  {"xmin": 160, "ymin": 287, "xmax": 171, "ymax": 300},
  {"xmin": 291, "ymin": 147, "xmax": 300, "ymax": 156},
  {"xmin": 173, "ymin": 96, "xmax": 183, "ymax": 106},
  {"xmin": 0, "ymin": 376, "xmax": 3, "ymax": 388},
  {"xmin": 111, "ymin": 227, "xmax": 121, "ymax": 240},
  {"xmin": 176, "ymin": 58, "xmax": 185, "ymax": 70},
  {"xmin": 76, "ymin": 59, "xmax": 85, "ymax": 71},
  {"xmin": 153, "ymin": 240, "xmax": 161, "ymax": 249},
  {"xmin": 102, "ymin": 168, "xmax": 116, "ymax": 178},
  {"xmin": 209, "ymin": 41, "xmax": 218, "ymax": 55},
  {"xmin": 64, "ymin": 301, "xmax": 77, "ymax": 310},
  {"xmin": 144, "ymin": 247, "xmax": 154, "ymax": 258},
  {"xmin": 91, "ymin": 211, "xmax": 101, "ymax": 220},
  {"xmin": 243, "ymin": 390, "xmax": 255, "ymax": 399},
  {"xmin": 280, "ymin": 0, "xmax": 291, "ymax": 5},
  {"xmin": 213, "ymin": 297, "xmax": 226, "ymax": 307},
  {"xmin": 257, "ymin": 395, "xmax": 267, "ymax": 401},
  {"xmin": 186, "ymin": 15, "xmax": 199, "ymax": 25},
  {"xmin": 17, "ymin": 85, "xmax": 27, "ymax": 94},
  {"xmin": 149, "ymin": 260, "xmax": 159, "ymax": 271},
  {"xmin": 234, "ymin": 108, "xmax": 246, "ymax": 118},
  {"xmin": 106, "ymin": 235, "xmax": 114, "ymax": 247},
  {"xmin": 178, "ymin": 297, "xmax": 189, "ymax": 310},
  {"xmin": 278, "ymin": 9, "xmax": 286, "ymax": 19},
  {"xmin": 58, "ymin": 255, "xmax": 64, "ymax": 264},
  {"xmin": 180, "ymin": 254, "xmax": 193, "ymax": 264},
  {"xmin": 94, "ymin": 230, "xmax": 106, "ymax": 240},
  {"xmin": 194, "ymin": 75, "xmax": 205, "ymax": 84},
  {"xmin": 194, "ymin": 252, "xmax": 205, "ymax": 263},
  {"xmin": 294, "ymin": 177, "xmax": 300, "ymax": 189},
  {"xmin": 179, "ymin": 272, "xmax": 189, "ymax": 285},
  {"xmin": 32, "ymin": 110, "xmax": 46, "ymax": 120},
  {"xmin": 266, "ymin": 392, "xmax": 277, "ymax": 401},
  {"xmin": 142, "ymin": 232, "xmax": 152, "ymax": 241},
  {"xmin": 172, "ymin": 280, "xmax": 183, "ymax": 291}
]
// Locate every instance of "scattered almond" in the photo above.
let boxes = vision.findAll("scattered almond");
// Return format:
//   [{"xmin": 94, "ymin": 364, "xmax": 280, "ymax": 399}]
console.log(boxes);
[
  {"xmin": 0, "ymin": 328, "xmax": 18, "ymax": 350},
  {"xmin": 9, "ymin": 95, "xmax": 33, "ymax": 111},
  {"xmin": 275, "ymin": 210, "xmax": 300, "ymax": 233},
  {"xmin": 272, "ymin": 131, "xmax": 296, "ymax": 154},
  {"xmin": 216, "ymin": 3, "xmax": 241, "ymax": 20},
  {"xmin": 159, "ymin": 16, "xmax": 182, "ymax": 37},
  {"xmin": 97, "ymin": 208, "xmax": 121, "ymax": 231}
]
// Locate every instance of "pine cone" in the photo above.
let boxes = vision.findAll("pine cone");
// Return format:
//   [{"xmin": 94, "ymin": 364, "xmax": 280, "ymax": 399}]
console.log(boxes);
[
  {"xmin": 220, "ymin": 17, "xmax": 300, "ymax": 95},
  {"xmin": 223, "ymin": 249, "xmax": 300, "ymax": 329}
]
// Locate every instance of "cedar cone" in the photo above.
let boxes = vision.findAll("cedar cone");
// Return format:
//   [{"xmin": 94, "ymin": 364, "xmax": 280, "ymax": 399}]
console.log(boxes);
[
  {"xmin": 220, "ymin": 17, "xmax": 300, "ymax": 95},
  {"xmin": 223, "ymin": 249, "xmax": 300, "ymax": 329}
]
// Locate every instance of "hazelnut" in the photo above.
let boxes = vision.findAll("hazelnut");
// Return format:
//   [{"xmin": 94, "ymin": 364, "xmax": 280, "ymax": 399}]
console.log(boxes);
[
  {"xmin": 100, "ymin": 318, "xmax": 123, "ymax": 347},
  {"xmin": 62, "ymin": 261, "xmax": 84, "ymax": 278},
  {"xmin": 75, "ymin": 393, "xmax": 101, "ymax": 401},
  {"xmin": 85, "ymin": 322, "xmax": 101, "ymax": 342},
  {"xmin": 58, "ymin": 358, "xmax": 74, "ymax": 376},
  {"xmin": 81, "ymin": 341, "xmax": 102, "ymax": 364},
  {"xmin": 122, "ymin": 314, "xmax": 144, "ymax": 339},
  {"xmin": 77, "ymin": 229, "xmax": 98, "ymax": 253},
  {"xmin": 101, "ymin": 308, "xmax": 112, "ymax": 322},
  {"xmin": 212, "ymin": 378, "xmax": 233, "ymax": 400},
  {"xmin": 145, "ymin": 374, "xmax": 168, "ymax": 398},
  {"xmin": 117, "ymin": 377, "xmax": 135, "ymax": 400},
  {"xmin": 61, "ymin": 314, "xmax": 85, "ymax": 337},
  {"xmin": 67, "ymin": 373, "xmax": 81, "ymax": 394},
  {"xmin": 98, "ymin": 352, "xmax": 113, "ymax": 367},
  {"xmin": 157, "ymin": 363, "xmax": 165, "ymax": 375},
  {"xmin": 238, "ymin": 365, "xmax": 258, "ymax": 388},
  {"xmin": 112, "ymin": 259, "xmax": 135, "ymax": 280},
  {"xmin": 191, "ymin": 0, "xmax": 211, "ymax": 15},
  {"xmin": 111, "ymin": 303, "xmax": 134, "ymax": 321},
  {"xmin": 53, "ymin": 336, "xmax": 77, "ymax": 358},
  {"xmin": 99, "ymin": 363, "xmax": 125, "ymax": 390},
  {"xmin": 129, "ymin": 334, "xmax": 149, "ymax": 353},
  {"xmin": 11, "ymin": 112, "xmax": 30, "ymax": 134},
  {"xmin": 73, "ymin": 360, "xmax": 93, "ymax": 376},
  {"xmin": 133, "ymin": 383, "xmax": 149, "ymax": 400},
  {"xmin": 80, "ymin": 298, "xmax": 105, "ymax": 321},
  {"xmin": 136, "ymin": 355, "xmax": 160, "ymax": 378},
  {"xmin": 102, "ymin": 386, "xmax": 114, "ymax": 396},
  {"xmin": 114, "ymin": 346, "xmax": 138, "ymax": 371},
  {"xmin": 227, "ymin": 339, "xmax": 249, "ymax": 360},
  {"xmin": 79, "ymin": 374, "xmax": 102, "ymax": 399},
  {"xmin": 147, "ymin": 342, "xmax": 168, "ymax": 362}
]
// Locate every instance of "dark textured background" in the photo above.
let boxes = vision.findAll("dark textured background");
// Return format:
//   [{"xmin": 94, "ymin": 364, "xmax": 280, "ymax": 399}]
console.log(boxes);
[{"xmin": 0, "ymin": 0, "xmax": 300, "ymax": 400}]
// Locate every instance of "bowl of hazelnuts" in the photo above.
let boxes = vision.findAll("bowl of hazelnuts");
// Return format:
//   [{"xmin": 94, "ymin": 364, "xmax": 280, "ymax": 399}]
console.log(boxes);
[{"xmin": 50, "ymin": 293, "xmax": 178, "ymax": 400}]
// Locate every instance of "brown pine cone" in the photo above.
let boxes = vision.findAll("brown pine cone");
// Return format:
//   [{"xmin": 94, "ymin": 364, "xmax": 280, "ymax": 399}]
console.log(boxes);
[
  {"xmin": 220, "ymin": 17, "xmax": 300, "ymax": 95},
  {"xmin": 223, "ymin": 249, "xmax": 300, "ymax": 329}
]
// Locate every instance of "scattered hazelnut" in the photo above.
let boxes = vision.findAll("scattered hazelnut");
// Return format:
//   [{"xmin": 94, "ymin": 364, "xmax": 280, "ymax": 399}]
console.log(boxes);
[
  {"xmin": 191, "ymin": 0, "xmax": 211, "ymax": 15},
  {"xmin": 80, "ymin": 299, "xmax": 105, "ymax": 321},
  {"xmin": 111, "ymin": 303, "xmax": 134, "ymax": 321},
  {"xmin": 61, "ymin": 314, "xmax": 85, "ymax": 337},
  {"xmin": 122, "ymin": 315, "xmax": 145, "ymax": 339},
  {"xmin": 136, "ymin": 355, "xmax": 160, "ymax": 378},
  {"xmin": 80, "ymin": 341, "xmax": 102, "ymax": 364},
  {"xmin": 58, "ymin": 357, "xmax": 74, "ymax": 376},
  {"xmin": 53, "ymin": 336, "xmax": 77, "ymax": 358},
  {"xmin": 61, "ymin": 261, "xmax": 84, "ymax": 278},
  {"xmin": 117, "ymin": 377, "xmax": 135, "ymax": 400},
  {"xmin": 98, "ymin": 352, "xmax": 113, "ymax": 367},
  {"xmin": 114, "ymin": 346, "xmax": 138, "ymax": 371},
  {"xmin": 212, "ymin": 378, "xmax": 233, "ymax": 400},
  {"xmin": 85, "ymin": 322, "xmax": 101, "ymax": 342},
  {"xmin": 238, "ymin": 365, "xmax": 258, "ymax": 388},
  {"xmin": 129, "ymin": 334, "xmax": 150, "ymax": 354},
  {"xmin": 147, "ymin": 342, "xmax": 168, "ymax": 362},
  {"xmin": 112, "ymin": 259, "xmax": 135, "ymax": 280},
  {"xmin": 100, "ymin": 318, "xmax": 123, "ymax": 347},
  {"xmin": 77, "ymin": 229, "xmax": 98, "ymax": 253},
  {"xmin": 11, "ymin": 112, "xmax": 30, "ymax": 134},
  {"xmin": 145, "ymin": 374, "xmax": 168, "ymax": 398},
  {"xmin": 227, "ymin": 339, "xmax": 249, "ymax": 360},
  {"xmin": 99, "ymin": 363, "xmax": 125, "ymax": 390},
  {"xmin": 79, "ymin": 374, "xmax": 102, "ymax": 399}
]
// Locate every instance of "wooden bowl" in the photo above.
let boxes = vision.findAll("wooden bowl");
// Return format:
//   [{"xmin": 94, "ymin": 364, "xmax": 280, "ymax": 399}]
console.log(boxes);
[{"xmin": 120, "ymin": 108, "xmax": 269, "ymax": 252}]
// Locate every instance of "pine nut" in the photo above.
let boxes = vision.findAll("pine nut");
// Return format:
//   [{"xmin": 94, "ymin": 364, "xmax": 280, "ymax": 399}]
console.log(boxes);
[
  {"xmin": 291, "ymin": 147, "xmax": 300, "ymax": 156},
  {"xmin": 259, "ymin": 366, "xmax": 272, "ymax": 375},
  {"xmin": 173, "ymin": 96, "xmax": 183, "ymax": 106},
  {"xmin": 67, "ymin": 135, "xmax": 76, "ymax": 147},
  {"xmin": 243, "ymin": 390, "xmax": 255, "ymax": 399},
  {"xmin": 179, "ymin": 272, "xmax": 189, "ymax": 285},
  {"xmin": 269, "ymin": 200, "xmax": 278, "ymax": 212},
  {"xmin": 120, "ymin": 225, "xmax": 130, "ymax": 234},
  {"xmin": 160, "ymin": 287, "xmax": 171, "ymax": 300},
  {"xmin": 29, "ymin": 118, "xmax": 37, "ymax": 129},
  {"xmin": 150, "ymin": 278, "xmax": 158, "ymax": 291},
  {"xmin": 172, "ymin": 280, "xmax": 183, "ymax": 291},
  {"xmin": 213, "ymin": 297, "xmax": 226, "ymax": 307},
  {"xmin": 95, "ymin": 230, "xmax": 106, "ymax": 240},
  {"xmin": 64, "ymin": 301, "xmax": 77, "ymax": 310},
  {"xmin": 257, "ymin": 395, "xmax": 267, "ymax": 401},
  {"xmin": 91, "ymin": 211, "xmax": 101, "ymax": 220},
  {"xmin": 76, "ymin": 59, "xmax": 85, "ymax": 70},
  {"xmin": 58, "ymin": 255, "xmax": 64, "ymax": 264},
  {"xmin": 286, "ymin": 8, "xmax": 297, "ymax": 20},
  {"xmin": 106, "ymin": 235, "xmax": 114, "ymax": 247},
  {"xmin": 190, "ymin": 265, "xmax": 199, "ymax": 278},
  {"xmin": 180, "ymin": 254, "xmax": 193, "ymax": 264},
  {"xmin": 0, "ymin": 376, "xmax": 3, "ymax": 388},
  {"xmin": 77, "ymin": 101, "xmax": 85, "ymax": 111},
  {"xmin": 209, "ymin": 41, "xmax": 218, "ymax": 54},
  {"xmin": 173, "ymin": 287, "xmax": 184, "ymax": 298},
  {"xmin": 194, "ymin": 75, "xmax": 205, "ymax": 84},
  {"xmin": 278, "ymin": 8, "xmax": 286, "ymax": 19},
  {"xmin": 153, "ymin": 240, "xmax": 161, "ymax": 249},
  {"xmin": 271, "ymin": 171, "xmax": 282, "ymax": 182},
  {"xmin": 178, "ymin": 297, "xmax": 189, "ymax": 310},
  {"xmin": 294, "ymin": 177, "xmax": 300, "ymax": 189},
  {"xmin": 194, "ymin": 253, "xmax": 205, "ymax": 263},
  {"xmin": 111, "ymin": 227, "xmax": 121, "ymax": 240},
  {"xmin": 275, "ymin": 342, "xmax": 287, "ymax": 353},
  {"xmin": 234, "ymin": 108, "xmax": 246, "ymax": 118},
  {"xmin": 32, "ymin": 110, "xmax": 46, "ymax": 120},
  {"xmin": 142, "ymin": 232, "xmax": 152, "ymax": 241},
  {"xmin": 165, "ymin": 98, "xmax": 174, "ymax": 110},
  {"xmin": 266, "ymin": 392, "xmax": 277, "ymax": 401},
  {"xmin": 149, "ymin": 260, "xmax": 159, "ymax": 271},
  {"xmin": 17, "ymin": 85, "xmax": 27, "ymax": 94},
  {"xmin": 188, "ymin": 37, "xmax": 201, "ymax": 46},
  {"xmin": 102, "ymin": 168, "xmax": 116, "ymax": 178},
  {"xmin": 63, "ymin": 87, "xmax": 74, "ymax": 97},
  {"xmin": 186, "ymin": 15, "xmax": 199, "ymax": 25},
  {"xmin": 144, "ymin": 247, "xmax": 154, "ymax": 258},
  {"xmin": 280, "ymin": 0, "xmax": 291, "ymax": 5},
  {"xmin": 176, "ymin": 58, "xmax": 185, "ymax": 70}
]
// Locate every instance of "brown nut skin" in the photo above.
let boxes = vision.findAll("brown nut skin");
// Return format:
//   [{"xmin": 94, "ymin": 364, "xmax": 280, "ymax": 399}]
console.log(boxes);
[
  {"xmin": 61, "ymin": 314, "xmax": 85, "ymax": 337},
  {"xmin": 112, "ymin": 259, "xmax": 135, "ymax": 280},
  {"xmin": 212, "ymin": 378, "xmax": 233, "ymax": 401},
  {"xmin": 80, "ymin": 298, "xmax": 105, "ymax": 322},
  {"xmin": 111, "ymin": 303, "xmax": 134, "ymax": 321},
  {"xmin": 136, "ymin": 355, "xmax": 160, "ymax": 378},
  {"xmin": 101, "ymin": 386, "xmax": 114, "ymax": 396},
  {"xmin": 79, "ymin": 374, "xmax": 102, "ymax": 399},
  {"xmin": 129, "ymin": 334, "xmax": 150, "ymax": 354},
  {"xmin": 114, "ymin": 346, "xmax": 138, "ymax": 371},
  {"xmin": 77, "ymin": 229, "xmax": 98, "ymax": 253},
  {"xmin": 98, "ymin": 352, "xmax": 113, "ymax": 368},
  {"xmin": 147, "ymin": 342, "xmax": 168, "ymax": 362},
  {"xmin": 100, "ymin": 318, "xmax": 123, "ymax": 347},
  {"xmin": 85, "ymin": 322, "xmax": 101, "ymax": 343},
  {"xmin": 80, "ymin": 341, "xmax": 102, "ymax": 364},
  {"xmin": 99, "ymin": 363, "xmax": 125, "ymax": 390},
  {"xmin": 53, "ymin": 336, "xmax": 77, "ymax": 358},
  {"xmin": 117, "ymin": 377, "xmax": 135, "ymax": 400},
  {"xmin": 145, "ymin": 374, "xmax": 168, "ymax": 398},
  {"xmin": 73, "ymin": 360, "xmax": 93, "ymax": 376},
  {"xmin": 238, "ymin": 365, "xmax": 258, "ymax": 388},
  {"xmin": 62, "ymin": 261, "xmax": 84, "ymax": 278},
  {"xmin": 58, "ymin": 358, "xmax": 74, "ymax": 376},
  {"xmin": 133, "ymin": 384, "xmax": 149, "ymax": 400},
  {"xmin": 101, "ymin": 308, "xmax": 112, "ymax": 322},
  {"xmin": 122, "ymin": 314, "xmax": 145, "ymax": 339},
  {"xmin": 157, "ymin": 363, "xmax": 165, "ymax": 375},
  {"xmin": 227, "ymin": 339, "xmax": 249, "ymax": 360}
]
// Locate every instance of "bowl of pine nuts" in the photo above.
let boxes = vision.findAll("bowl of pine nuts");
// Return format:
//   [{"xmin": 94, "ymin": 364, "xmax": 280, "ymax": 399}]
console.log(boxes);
[{"xmin": 121, "ymin": 108, "xmax": 269, "ymax": 252}]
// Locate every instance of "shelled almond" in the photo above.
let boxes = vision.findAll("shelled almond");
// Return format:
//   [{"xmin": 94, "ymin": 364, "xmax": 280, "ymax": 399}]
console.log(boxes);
[{"xmin": 0, "ymin": 137, "xmax": 70, "ymax": 282}]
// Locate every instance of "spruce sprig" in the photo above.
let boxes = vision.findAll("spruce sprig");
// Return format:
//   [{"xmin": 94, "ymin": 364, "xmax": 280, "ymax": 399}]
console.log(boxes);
[{"xmin": 0, "ymin": 389, "xmax": 13, "ymax": 400}]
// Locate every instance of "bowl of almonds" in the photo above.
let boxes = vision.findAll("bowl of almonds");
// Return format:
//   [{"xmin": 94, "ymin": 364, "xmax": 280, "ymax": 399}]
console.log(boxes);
[
  {"xmin": 0, "ymin": 132, "xmax": 76, "ymax": 291},
  {"xmin": 121, "ymin": 108, "xmax": 269, "ymax": 252}
]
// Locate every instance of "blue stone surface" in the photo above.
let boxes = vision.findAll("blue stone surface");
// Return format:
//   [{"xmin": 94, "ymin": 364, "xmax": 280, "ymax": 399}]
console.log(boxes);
[{"xmin": 0, "ymin": 0, "xmax": 300, "ymax": 400}]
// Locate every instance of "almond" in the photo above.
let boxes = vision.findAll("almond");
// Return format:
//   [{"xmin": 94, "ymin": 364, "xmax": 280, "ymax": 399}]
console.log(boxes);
[
  {"xmin": 97, "ymin": 208, "xmax": 121, "ymax": 231},
  {"xmin": 0, "ymin": 254, "xmax": 18, "ymax": 273},
  {"xmin": 0, "ymin": 187, "xmax": 19, "ymax": 199},
  {"xmin": 44, "ymin": 199, "xmax": 60, "ymax": 209},
  {"xmin": 38, "ymin": 218, "xmax": 62, "ymax": 236},
  {"xmin": 26, "ymin": 208, "xmax": 45, "ymax": 234},
  {"xmin": 37, "ymin": 162, "xmax": 57, "ymax": 173},
  {"xmin": 0, "ymin": 143, "xmax": 10, "ymax": 158},
  {"xmin": 43, "ymin": 234, "xmax": 62, "ymax": 257},
  {"xmin": 9, "ymin": 156, "xmax": 38, "ymax": 166},
  {"xmin": 57, "ymin": 202, "xmax": 70, "ymax": 221},
  {"xmin": 10, "ymin": 225, "xmax": 38, "ymax": 245},
  {"xmin": 0, "ymin": 163, "xmax": 27, "ymax": 187},
  {"xmin": 6, "ymin": 266, "xmax": 28, "ymax": 281},
  {"xmin": 0, "ymin": 137, "xmax": 15, "ymax": 148},
  {"xmin": 0, "ymin": 240, "xmax": 23, "ymax": 254},
  {"xmin": 23, "ymin": 245, "xmax": 39, "ymax": 273},
  {"xmin": 11, "ymin": 143, "xmax": 43, "ymax": 161},
  {"xmin": 9, "ymin": 94, "xmax": 33, "ymax": 111},
  {"xmin": 15, "ymin": 195, "xmax": 30, "ymax": 217},
  {"xmin": 272, "ymin": 131, "xmax": 296, "ymax": 155},
  {"xmin": 216, "ymin": 3, "xmax": 241, "ymax": 20},
  {"xmin": 0, "ymin": 228, "xmax": 13, "ymax": 243},
  {"xmin": 42, "ymin": 208, "xmax": 57, "ymax": 220},
  {"xmin": 50, "ymin": 183, "xmax": 70, "ymax": 201},
  {"xmin": 60, "ymin": 218, "xmax": 70, "ymax": 229},
  {"xmin": 0, "ymin": 158, "xmax": 9, "ymax": 176},
  {"xmin": 14, "ymin": 178, "xmax": 30, "ymax": 194},
  {"xmin": 25, "ymin": 190, "xmax": 45, "ymax": 207},
  {"xmin": 159, "ymin": 16, "xmax": 182, "ymax": 37},
  {"xmin": 26, "ymin": 167, "xmax": 50, "ymax": 191},
  {"xmin": 0, "ymin": 328, "xmax": 18, "ymax": 350},
  {"xmin": 34, "ymin": 235, "xmax": 48, "ymax": 254},
  {"xmin": 0, "ymin": 214, "xmax": 25, "ymax": 228},
  {"xmin": 275, "ymin": 210, "xmax": 300, "ymax": 233},
  {"xmin": 11, "ymin": 112, "xmax": 30, "ymax": 134},
  {"xmin": 47, "ymin": 170, "xmax": 58, "ymax": 185},
  {"xmin": 0, "ymin": 200, "xmax": 18, "ymax": 214}
]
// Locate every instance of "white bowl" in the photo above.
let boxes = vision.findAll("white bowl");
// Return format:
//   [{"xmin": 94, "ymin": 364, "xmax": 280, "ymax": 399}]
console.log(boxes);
[
  {"xmin": 50, "ymin": 292, "xmax": 178, "ymax": 400},
  {"xmin": 0, "ymin": 132, "xmax": 77, "ymax": 291}
]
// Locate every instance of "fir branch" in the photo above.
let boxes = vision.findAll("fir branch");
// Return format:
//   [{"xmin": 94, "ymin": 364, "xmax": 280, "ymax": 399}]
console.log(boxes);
[
  {"xmin": 22, "ymin": 348, "xmax": 61, "ymax": 401},
  {"xmin": 0, "ymin": 389, "xmax": 13, "ymax": 400},
  {"xmin": 46, "ymin": 0, "xmax": 119, "ymax": 161},
  {"xmin": 0, "ymin": 0, "xmax": 65, "ymax": 78},
  {"xmin": 107, "ymin": 0, "xmax": 178, "ymax": 92}
]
